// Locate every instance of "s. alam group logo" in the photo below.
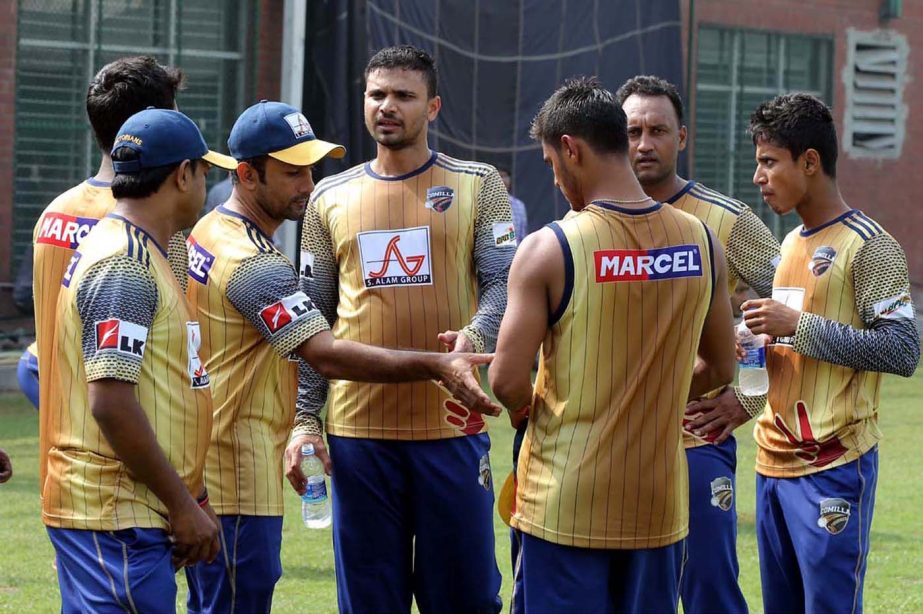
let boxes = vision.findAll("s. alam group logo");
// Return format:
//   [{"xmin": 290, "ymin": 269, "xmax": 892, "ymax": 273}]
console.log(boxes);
[{"xmin": 357, "ymin": 226, "xmax": 433, "ymax": 288}]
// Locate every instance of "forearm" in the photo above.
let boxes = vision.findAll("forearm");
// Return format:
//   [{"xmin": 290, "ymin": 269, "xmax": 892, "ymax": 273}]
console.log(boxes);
[
  {"xmin": 494, "ymin": 377, "xmax": 533, "ymax": 415},
  {"xmin": 689, "ymin": 357, "xmax": 734, "ymax": 401},
  {"xmin": 91, "ymin": 389, "xmax": 196, "ymax": 511},
  {"xmin": 733, "ymin": 387, "xmax": 767, "ymax": 419},
  {"xmin": 794, "ymin": 312, "xmax": 920, "ymax": 376},
  {"xmin": 300, "ymin": 333, "xmax": 439, "ymax": 383}
]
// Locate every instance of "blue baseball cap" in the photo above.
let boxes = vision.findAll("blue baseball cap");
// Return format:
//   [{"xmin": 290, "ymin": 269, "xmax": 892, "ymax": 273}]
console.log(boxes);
[
  {"xmin": 228, "ymin": 100, "xmax": 346, "ymax": 166},
  {"xmin": 111, "ymin": 108, "xmax": 237, "ymax": 174}
]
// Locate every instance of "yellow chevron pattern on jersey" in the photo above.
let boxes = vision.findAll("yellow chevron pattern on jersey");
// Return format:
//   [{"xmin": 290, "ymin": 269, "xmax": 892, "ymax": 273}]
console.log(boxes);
[
  {"xmin": 41, "ymin": 215, "xmax": 211, "ymax": 531},
  {"xmin": 304, "ymin": 152, "xmax": 513, "ymax": 440},
  {"xmin": 186, "ymin": 207, "xmax": 329, "ymax": 515},
  {"xmin": 756, "ymin": 210, "xmax": 903, "ymax": 477},
  {"xmin": 32, "ymin": 181, "xmax": 189, "ymax": 492},
  {"xmin": 512, "ymin": 201, "xmax": 715, "ymax": 549},
  {"xmin": 668, "ymin": 180, "xmax": 780, "ymax": 448}
]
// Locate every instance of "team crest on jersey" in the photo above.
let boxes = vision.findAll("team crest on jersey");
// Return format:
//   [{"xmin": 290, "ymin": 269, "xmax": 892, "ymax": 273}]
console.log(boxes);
[
  {"xmin": 61, "ymin": 252, "xmax": 82, "ymax": 288},
  {"xmin": 808, "ymin": 246, "xmax": 837, "ymax": 276},
  {"xmin": 186, "ymin": 322, "xmax": 210, "ymax": 388},
  {"xmin": 478, "ymin": 453, "xmax": 492, "ymax": 491},
  {"xmin": 817, "ymin": 497, "xmax": 851, "ymax": 535},
  {"xmin": 710, "ymin": 477, "xmax": 734, "ymax": 511},
  {"xmin": 425, "ymin": 186, "xmax": 454, "ymax": 212},
  {"xmin": 95, "ymin": 319, "xmax": 148, "ymax": 358},
  {"xmin": 595, "ymin": 245, "xmax": 702, "ymax": 283},
  {"xmin": 873, "ymin": 292, "xmax": 913, "ymax": 321},
  {"xmin": 357, "ymin": 226, "xmax": 433, "ymax": 288},
  {"xmin": 284, "ymin": 112, "xmax": 314, "ymax": 138},
  {"xmin": 300, "ymin": 250, "xmax": 315, "ymax": 279},
  {"xmin": 187, "ymin": 238, "xmax": 215, "ymax": 285},
  {"xmin": 492, "ymin": 223, "xmax": 517, "ymax": 248},
  {"xmin": 259, "ymin": 292, "xmax": 317, "ymax": 334},
  {"xmin": 35, "ymin": 212, "xmax": 99, "ymax": 249}
]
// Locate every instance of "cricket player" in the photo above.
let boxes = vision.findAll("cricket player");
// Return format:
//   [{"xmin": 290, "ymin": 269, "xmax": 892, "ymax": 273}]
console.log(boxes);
[
  {"xmin": 184, "ymin": 100, "xmax": 498, "ymax": 613},
  {"xmin": 42, "ymin": 108, "xmax": 237, "ymax": 613},
  {"xmin": 287, "ymin": 45, "xmax": 513, "ymax": 613},
  {"xmin": 489, "ymin": 76, "xmax": 737, "ymax": 613},
  {"xmin": 743, "ymin": 93, "xmax": 919, "ymax": 614}
]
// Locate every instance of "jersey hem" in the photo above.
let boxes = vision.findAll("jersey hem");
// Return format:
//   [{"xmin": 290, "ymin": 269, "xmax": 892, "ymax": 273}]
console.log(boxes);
[
  {"xmin": 42, "ymin": 512, "xmax": 168, "ymax": 531},
  {"xmin": 325, "ymin": 424, "xmax": 485, "ymax": 440},
  {"xmin": 754, "ymin": 438, "xmax": 879, "ymax": 478},
  {"xmin": 510, "ymin": 516, "xmax": 688, "ymax": 550}
]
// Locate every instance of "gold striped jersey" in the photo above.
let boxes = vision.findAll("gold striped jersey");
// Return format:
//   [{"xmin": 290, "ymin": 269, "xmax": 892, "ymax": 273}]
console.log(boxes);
[
  {"xmin": 32, "ymin": 180, "xmax": 189, "ymax": 492},
  {"xmin": 186, "ymin": 206, "xmax": 330, "ymax": 516},
  {"xmin": 296, "ymin": 151, "xmax": 514, "ymax": 441},
  {"xmin": 512, "ymin": 201, "xmax": 716, "ymax": 549},
  {"xmin": 755, "ymin": 209, "xmax": 919, "ymax": 478},
  {"xmin": 42, "ymin": 214, "xmax": 212, "ymax": 530},
  {"xmin": 667, "ymin": 181, "xmax": 780, "ymax": 448}
]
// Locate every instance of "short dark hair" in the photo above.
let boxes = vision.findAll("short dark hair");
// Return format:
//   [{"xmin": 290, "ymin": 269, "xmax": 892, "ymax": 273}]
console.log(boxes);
[
  {"xmin": 749, "ymin": 93, "xmax": 838, "ymax": 178},
  {"xmin": 614, "ymin": 75, "xmax": 684, "ymax": 125},
  {"xmin": 365, "ymin": 45, "xmax": 438, "ymax": 98},
  {"xmin": 231, "ymin": 156, "xmax": 268, "ymax": 185},
  {"xmin": 530, "ymin": 76, "xmax": 627, "ymax": 155},
  {"xmin": 87, "ymin": 56, "xmax": 185, "ymax": 152},
  {"xmin": 111, "ymin": 147, "xmax": 199, "ymax": 199}
]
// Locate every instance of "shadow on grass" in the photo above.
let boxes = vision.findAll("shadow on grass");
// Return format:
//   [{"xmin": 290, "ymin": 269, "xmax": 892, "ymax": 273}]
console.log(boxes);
[{"xmin": 281, "ymin": 564, "xmax": 338, "ymax": 581}]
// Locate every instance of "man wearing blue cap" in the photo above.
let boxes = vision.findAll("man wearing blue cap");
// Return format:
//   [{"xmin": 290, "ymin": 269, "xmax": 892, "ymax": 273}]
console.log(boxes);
[
  {"xmin": 184, "ymin": 100, "xmax": 500, "ymax": 614},
  {"xmin": 41, "ymin": 108, "xmax": 237, "ymax": 613}
]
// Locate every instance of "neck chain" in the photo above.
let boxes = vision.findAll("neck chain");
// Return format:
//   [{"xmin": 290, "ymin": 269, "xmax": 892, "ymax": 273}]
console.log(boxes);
[{"xmin": 592, "ymin": 195, "xmax": 653, "ymax": 205}]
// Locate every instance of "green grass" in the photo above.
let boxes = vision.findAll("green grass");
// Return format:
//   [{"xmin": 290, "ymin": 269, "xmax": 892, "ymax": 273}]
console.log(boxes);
[{"xmin": 1, "ymin": 372, "xmax": 921, "ymax": 612}]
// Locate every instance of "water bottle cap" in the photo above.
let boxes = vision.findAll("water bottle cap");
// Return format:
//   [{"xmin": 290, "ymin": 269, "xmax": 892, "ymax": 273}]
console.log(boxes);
[{"xmin": 301, "ymin": 443, "xmax": 315, "ymax": 456}]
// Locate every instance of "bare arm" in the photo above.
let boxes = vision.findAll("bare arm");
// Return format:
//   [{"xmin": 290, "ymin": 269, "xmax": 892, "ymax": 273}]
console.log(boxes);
[
  {"xmin": 89, "ymin": 380, "xmax": 218, "ymax": 566},
  {"xmin": 689, "ymin": 232, "xmax": 736, "ymax": 399},
  {"xmin": 489, "ymin": 229, "xmax": 560, "ymax": 413}
]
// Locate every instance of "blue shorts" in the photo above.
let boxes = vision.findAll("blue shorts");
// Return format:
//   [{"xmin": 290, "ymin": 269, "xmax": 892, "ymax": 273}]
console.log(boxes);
[
  {"xmin": 756, "ymin": 448, "xmax": 878, "ymax": 614},
  {"xmin": 520, "ymin": 532, "xmax": 686, "ymax": 613},
  {"xmin": 327, "ymin": 433, "xmax": 502, "ymax": 614},
  {"xmin": 185, "ymin": 515, "xmax": 283, "ymax": 614},
  {"xmin": 17, "ymin": 349, "xmax": 39, "ymax": 410},
  {"xmin": 681, "ymin": 436, "xmax": 748, "ymax": 613},
  {"xmin": 47, "ymin": 526, "xmax": 175, "ymax": 614}
]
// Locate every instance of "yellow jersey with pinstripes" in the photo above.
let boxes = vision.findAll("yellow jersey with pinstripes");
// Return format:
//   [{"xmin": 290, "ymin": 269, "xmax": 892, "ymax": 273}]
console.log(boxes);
[
  {"xmin": 186, "ymin": 206, "xmax": 329, "ymax": 515},
  {"xmin": 512, "ymin": 201, "xmax": 716, "ymax": 549},
  {"xmin": 667, "ymin": 180, "xmax": 780, "ymax": 448},
  {"xmin": 41, "ymin": 214, "xmax": 211, "ymax": 531},
  {"xmin": 32, "ymin": 181, "xmax": 188, "ymax": 492},
  {"xmin": 299, "ymin": 151, "xmax": 515, "ymax": 441},
  {"xmin": 756, "ymin": 210, "xmax": 916, "ymax": 477}
]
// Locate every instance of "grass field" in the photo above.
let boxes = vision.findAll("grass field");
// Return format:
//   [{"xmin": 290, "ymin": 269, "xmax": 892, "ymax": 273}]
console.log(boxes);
[{"xmin": 1, "ymin": 371, "xmax": 921, "ymax": 612}]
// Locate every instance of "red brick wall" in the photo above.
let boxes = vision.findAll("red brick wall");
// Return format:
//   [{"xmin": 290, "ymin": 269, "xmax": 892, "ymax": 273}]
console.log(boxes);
[
  {"xmin": 255, "ymin": 0, "xmax": 283, "ymax": 101},
  {"xmin": 684, "ymin": 0, "xmax": 923, "ymax": 289},
  {"xmin": 0, "ymin": 0, "xmax": 16, "ymax": 286}
]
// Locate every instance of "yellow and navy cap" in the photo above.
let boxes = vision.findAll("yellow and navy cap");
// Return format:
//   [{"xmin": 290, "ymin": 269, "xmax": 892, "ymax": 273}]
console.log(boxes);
[
  {"xmin": 111, "ymin": 108, "xmax": 237, "ymax": 173},
  {"xmin": 228, "ymin": 100, "xmax": 346, "ymax": 166}
]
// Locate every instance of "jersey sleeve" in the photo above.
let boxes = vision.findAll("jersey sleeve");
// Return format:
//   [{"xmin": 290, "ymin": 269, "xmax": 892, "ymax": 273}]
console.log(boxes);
[
  {"xmin": 793, "ymin": 233, "xmax": 920, "ymax": 376},
  {"xmin": 462, "ymin": 168, "xmax": 515, "ymax": 352},
  {"xmin": 292, "ymin": 194, "xmax": 340, "ymax": 437},
  {"xmin": 225, "ymin": 251, "xmax": 330, "ymax": 358},
  {"xmin": 167, "ymin": 231, "xmax": 189, "ymax": 292},
  {"xmin": 725, "ymin": 208, "xmax": 780, "ymax": 299},
  {"xmin": 77, "ymin": 255, "xmax": 159, "ymax": 384}
]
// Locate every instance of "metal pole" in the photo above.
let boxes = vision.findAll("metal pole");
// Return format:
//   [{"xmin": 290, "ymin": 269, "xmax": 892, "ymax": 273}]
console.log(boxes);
[{"xmin": 278, "ymin": 0, "xmax": 307, "ymax": 261}]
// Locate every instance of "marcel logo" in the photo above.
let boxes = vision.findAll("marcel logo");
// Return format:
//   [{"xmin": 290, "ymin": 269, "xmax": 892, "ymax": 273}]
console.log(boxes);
[
  {"xmin": 259, "ymin": 292, "xmax": 316, "ymax": 334},
  {"xmin": 595, "ymin": 244, "xmax": 702, "ymax": 283},
  {"xmin": 36, "ymin": 212, "xmax": 99, "ymax": 249},
  {"xmin": 95, "ymin": 319, "xmax": 148, "ymax": 358},
  {"xmin": 187, "ymin": 237, "xmax": 215, "ymax": 285},
  {"xmin": 357, "ymin": 226, "xmax": 433, "ymax": 288}
]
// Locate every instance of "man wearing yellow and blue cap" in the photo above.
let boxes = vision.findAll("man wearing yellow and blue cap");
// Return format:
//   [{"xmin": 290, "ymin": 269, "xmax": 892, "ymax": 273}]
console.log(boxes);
[
  {"xmin": 184, "ymin": 100, "xmax": 499, "ymax": 614},
  {"xmin": 42, "ymin": 108, "xmax": 236, "ymax": 614}
]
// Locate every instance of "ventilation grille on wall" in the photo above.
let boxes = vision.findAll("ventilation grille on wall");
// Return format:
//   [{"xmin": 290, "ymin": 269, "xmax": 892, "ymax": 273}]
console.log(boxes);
[{"xmin": 843, "ymin": 29, "xmax": 908, "ymax": 158}]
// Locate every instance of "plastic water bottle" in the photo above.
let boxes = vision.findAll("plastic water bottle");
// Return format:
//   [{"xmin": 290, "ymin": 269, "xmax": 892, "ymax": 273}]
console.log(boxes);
[
  {"xmin": 737, "ymin": 320, "xmax": 769, "ymax": 395},
  {"xmin": 300, "ymin": 444, "xmax": 331, "ymax": 529}
]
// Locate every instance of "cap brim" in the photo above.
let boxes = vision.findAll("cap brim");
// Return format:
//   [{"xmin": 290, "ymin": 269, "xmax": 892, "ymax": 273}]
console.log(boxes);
[
  {"xmin": 268, "ymin": 139, "xmax": 346, "ymax": 166},
  {"xmin": 497, "ymin": 470, "xmax": 516, "ymax": 527},
  {"xmin": 202, "ymin": 150, "xmax": 238, "ymax": 171}
]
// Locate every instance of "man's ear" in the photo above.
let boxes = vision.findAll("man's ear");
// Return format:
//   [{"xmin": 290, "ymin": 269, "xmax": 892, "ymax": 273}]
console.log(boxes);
[
  {"xmin": 560, "ymin": 135, "xmax": 580, "ymax": 163},
  {"xmin": 678, "ymin": 125, "xmax": 688, "ymax": 152},
  {"xmin": 235, "ymin": 161, "xmax": 258, "ymax": 188},
  {"xmin": 427, "ymin": 95, "xmax": 442, "ymax": 122},
  {"xmin": 802, "ymin": 148, "xmax": 822, "ymax": 176},
  {"xmin": 175, "ymin": 159, "xmax": 193, "ymax": 192}
]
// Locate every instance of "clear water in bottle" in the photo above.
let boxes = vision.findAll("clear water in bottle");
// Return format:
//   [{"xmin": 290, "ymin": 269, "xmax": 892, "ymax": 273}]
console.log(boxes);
[
  {"xmin": 300, "ymin": 443, "xmax": 331, "ymax": 529},
  {"xmin": 737, "ymin": 320, "xmax": 769, "ymax": 395}
]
